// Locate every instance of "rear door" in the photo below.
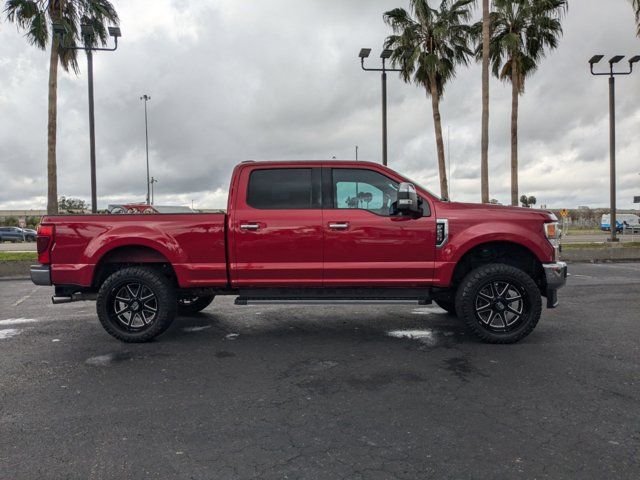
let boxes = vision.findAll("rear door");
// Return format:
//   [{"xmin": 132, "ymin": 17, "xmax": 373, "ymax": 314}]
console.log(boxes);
[
  {"xmin": 230, "ymin": 165, "xmax": 323, "ymax": 286},
  {"xmin": 322, "ymin": 167, "xmax": 436, "ymax": 286}
]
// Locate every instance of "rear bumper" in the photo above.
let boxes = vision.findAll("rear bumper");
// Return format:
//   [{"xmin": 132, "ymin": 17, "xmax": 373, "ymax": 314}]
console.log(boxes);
[
  {"xmin": 543, "ymin": 261, "xmax": 567, "ymax": 308},
  {"xmin": 30, "ymin": 264, "xmax": 52, "ymax": 286}
]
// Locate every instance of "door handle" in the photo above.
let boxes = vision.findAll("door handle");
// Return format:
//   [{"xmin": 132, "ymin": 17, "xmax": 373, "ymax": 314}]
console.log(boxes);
[
  {"xmin": 240, "ymin": 223, "xmax": 260, "ymax": 231},
  {"xmin": 329, "ymin": 222, "xmax": 349, "ymax": 230}
]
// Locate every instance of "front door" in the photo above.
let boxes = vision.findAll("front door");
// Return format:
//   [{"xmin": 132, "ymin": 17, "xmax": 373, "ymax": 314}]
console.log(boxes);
[
  {"xmin": 323, "ymin": 167, "xmax": 436, "ymax": 286},
  {"xmin": 230, "ymin": 166, "xmax": 323, "ymax": 286}
]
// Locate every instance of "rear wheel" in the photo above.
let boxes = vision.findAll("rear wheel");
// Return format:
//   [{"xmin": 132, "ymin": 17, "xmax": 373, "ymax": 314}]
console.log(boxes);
[
  {"xmin": 177, "ymin": 295, "xmax": 215, "ymax": 315},
  {"xmin": 455, "ymin": 263, "xmax": 541, "ymax": 344},
  {"xmin": 96, "ymin": 266, "xmax": 177, "ymax": 343}
]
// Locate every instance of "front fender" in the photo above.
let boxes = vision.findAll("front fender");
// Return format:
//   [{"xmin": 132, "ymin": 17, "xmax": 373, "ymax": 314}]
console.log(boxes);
[{"xmin": 434, "ymin": 222, "xmax": 553, "ymax": 286}]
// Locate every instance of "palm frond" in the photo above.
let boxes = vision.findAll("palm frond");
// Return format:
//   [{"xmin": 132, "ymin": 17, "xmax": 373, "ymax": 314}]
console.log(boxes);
[
  {"xmin": 383, "ymin": 0, "xmax": 474, "ymax": 99},
  {"xmin": 487, "ymin": 0, "xmax": 566, "ymax": 92}
]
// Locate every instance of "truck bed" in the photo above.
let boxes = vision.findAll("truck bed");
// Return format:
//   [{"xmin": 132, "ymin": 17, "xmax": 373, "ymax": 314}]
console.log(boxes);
[{"xmin": 43, "ymin": 213, "xmax": 228, "ymax": 288}]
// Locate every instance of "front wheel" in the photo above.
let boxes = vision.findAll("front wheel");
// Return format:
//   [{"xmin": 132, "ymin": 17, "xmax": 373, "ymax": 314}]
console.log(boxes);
[
  {"xmin": 177, "ymin": 295, "xmax": 215, "ymax": 315},
  {"xmin": 455, "ymin": 264, "xmax": 542, "ymax": 344},
  {"xmin": 96, "ymin": 266, "xmax": 177, "ymax": 343}
]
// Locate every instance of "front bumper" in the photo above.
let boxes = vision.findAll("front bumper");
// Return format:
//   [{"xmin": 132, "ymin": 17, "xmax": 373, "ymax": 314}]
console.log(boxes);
[
  {"xmin": 543, "ymin": 261, "xmax": 568, "ymax": 308},
  {"xmin": 30, "ymin": 264, "xmax": 52, "ymax": 286}
]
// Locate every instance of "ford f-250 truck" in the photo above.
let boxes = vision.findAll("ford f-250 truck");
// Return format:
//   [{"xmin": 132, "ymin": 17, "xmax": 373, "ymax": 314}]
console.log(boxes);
[{"xmin": 30, "ymin": 161, "xmax": 567, "ymax": 344}]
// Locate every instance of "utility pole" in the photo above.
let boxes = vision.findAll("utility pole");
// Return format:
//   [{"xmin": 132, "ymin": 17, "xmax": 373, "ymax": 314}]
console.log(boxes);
[
  {"xmin": 141, "ymin": 94, "xmax": 151, "ymax": 205},
  {"xmin": 589, "ymin": 54, "xmax": 640, "ymax": 242},
  {"xmin": 359, "ymin": 48, "xmax": 402, "ymax": 166},
  {"xmin": 52, "ymin": 23, "xmax": 121, "ymax": 213}
]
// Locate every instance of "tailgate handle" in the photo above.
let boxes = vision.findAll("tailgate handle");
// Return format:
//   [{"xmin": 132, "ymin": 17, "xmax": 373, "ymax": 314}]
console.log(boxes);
[
  {"xmin": 240, "ymin": 223, "xmax": 260, "ymax": 231},
  {"xmin": 329, "ymin": 222, "xmax": 349, "ymax": 230}
]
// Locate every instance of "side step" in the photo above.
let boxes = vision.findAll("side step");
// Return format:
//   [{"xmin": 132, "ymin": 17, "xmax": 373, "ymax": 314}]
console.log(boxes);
[{"xmin": 234, "ymin": 287, "xmax": 431, "ymax": 306}]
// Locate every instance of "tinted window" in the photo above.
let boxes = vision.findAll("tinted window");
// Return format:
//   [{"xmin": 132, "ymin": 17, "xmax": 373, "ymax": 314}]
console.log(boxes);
[
  {"xmin": 332, "ymin": 169, "xmax": 399, "ymax": 216},
  {"xmin": 247, "ymin": 168, "xmax": 313, "ymax": 209}
]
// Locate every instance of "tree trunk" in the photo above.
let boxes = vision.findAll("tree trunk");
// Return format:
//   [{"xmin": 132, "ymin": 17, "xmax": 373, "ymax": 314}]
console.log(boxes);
[
  {"xmin": 429, "ymin": 82, "xmax": 449, "ymax": 201},
  {"xmin": 480, "ymin": 0, "xmax": 490, "ymax": 203},
  {"xmin": 47, "ymin": 33, "xmax": 59, "ymax": 215},
  {"xmin": 510, "ymin": 57, "xmax": 519, "ymax": 207}
]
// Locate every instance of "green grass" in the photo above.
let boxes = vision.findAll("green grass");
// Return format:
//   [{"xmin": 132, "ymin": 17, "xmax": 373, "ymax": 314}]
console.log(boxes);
[
  {"xmin": 0, "ymin": 252, "xmax": 38, "ymax": 261},
  {"xmin": 562, "ymin": 242, "xmax": 640, "ymax": 250}
]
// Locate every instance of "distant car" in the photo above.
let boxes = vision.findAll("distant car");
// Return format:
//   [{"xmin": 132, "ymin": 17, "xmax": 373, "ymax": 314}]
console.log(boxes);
[
  {"xmin": 0, "ymin": 226, "xmax": 35, "ymax": 242},
  {"xmin": 22, "ymin": 228, "xmax": 37, "ymax": 241}
]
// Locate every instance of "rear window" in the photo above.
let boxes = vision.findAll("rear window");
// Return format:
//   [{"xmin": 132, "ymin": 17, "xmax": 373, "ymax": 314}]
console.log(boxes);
[{"xmin": 247, "ymin": 168, "xmax": 313, "ymax": 209}]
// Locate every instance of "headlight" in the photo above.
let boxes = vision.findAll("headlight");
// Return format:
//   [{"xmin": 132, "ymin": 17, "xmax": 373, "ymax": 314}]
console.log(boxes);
[{"xmin": 544, "ymin": 222, "xmax": 560, "ymax": 240}]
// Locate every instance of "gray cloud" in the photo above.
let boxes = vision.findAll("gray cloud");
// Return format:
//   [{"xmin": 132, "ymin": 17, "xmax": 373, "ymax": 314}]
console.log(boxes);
[{"xmin": 1, "ymin": 0, "xmax": 639, "ymax": 210}]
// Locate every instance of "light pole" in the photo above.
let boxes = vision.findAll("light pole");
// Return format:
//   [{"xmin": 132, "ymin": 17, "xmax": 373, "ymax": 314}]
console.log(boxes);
[
  {"xmin": 140, "ymin": 94, "xmax": 151, "ymax": 204},
  {"xmin": 589, "ymin": 54, "xmax": 640, "ymax": 242},
  {"xmin": 359, "ymin": 48, "xmax": 402, "ymax": 167},
  {"xmin": 52, "ymin": 23, "xmax": 121, "ymax": 213}
]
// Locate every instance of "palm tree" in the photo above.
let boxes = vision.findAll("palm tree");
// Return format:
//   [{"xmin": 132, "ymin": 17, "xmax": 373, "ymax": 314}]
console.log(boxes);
[
  {"xmin": 486, "ymin": 0, "xmax": 566, "ymax": 206},
  {"xmin": 384, "ymin": 0, "xmax": 475, "ymax": 201},
  {"xmin": 4, "ymin": 0, "xmax": 119, "ymax": 214},
  {"xmin": 633, "ymin": 0, "xmax": 640, "ymax": 37},
  {"xmin": 480, "ymin": 0, "xmax": 490, "ymax": 203}
]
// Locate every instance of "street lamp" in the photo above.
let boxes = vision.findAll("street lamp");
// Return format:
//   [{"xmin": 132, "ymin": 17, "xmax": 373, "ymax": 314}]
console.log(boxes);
[
  {"xmin": 140, "ymin": 94, "xmax": 151, "ymax": 205},
  {"xmin": 52, "ymin": 22, "xmax": 121, "ymax": 213},
  {"xmin": 589, "ymin": 54, "xmax": 640, "ymax": 242},
  {"xmin": 359, "ymin": 48, "xmax": 402, "ymax": 166}
]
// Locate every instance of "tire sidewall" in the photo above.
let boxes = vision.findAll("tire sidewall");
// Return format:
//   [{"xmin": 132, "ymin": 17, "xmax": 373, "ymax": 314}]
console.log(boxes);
[
  {"xmin": 456, "ymin": 264, "xmax": 542, "ymax": 344},
  {"xmin": 97, "ymin": 266, "xmax": 177, "ymax": 342}
]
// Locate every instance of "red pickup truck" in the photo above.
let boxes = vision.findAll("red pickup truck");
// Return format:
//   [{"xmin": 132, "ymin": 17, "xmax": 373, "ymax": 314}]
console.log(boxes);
[{"xmin": 31, "ymin": 161, "xmax": 567, "ymax": 344}]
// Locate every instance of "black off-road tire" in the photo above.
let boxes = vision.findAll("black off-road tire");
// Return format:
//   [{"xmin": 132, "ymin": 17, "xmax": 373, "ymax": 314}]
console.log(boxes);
[
  {"xmin": 455, "ymin": 263, "xmax": 542, "ymax": 344},
  {"xmin": 96, "ymin": 266, "xmax": 177, "ymax": 343},
  {"xmin": 435, "ymin": 299, "xmax": 457, "ymax": 315},
  {"xmin": 177, "ymin": 295, "xmax": 215, "ymax": 315}
]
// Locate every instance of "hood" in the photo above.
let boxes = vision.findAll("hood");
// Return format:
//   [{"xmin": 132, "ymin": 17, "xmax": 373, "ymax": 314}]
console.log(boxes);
[{"xmin": 438, "ymin": 201, "xmax": 556, "ymax": 221}]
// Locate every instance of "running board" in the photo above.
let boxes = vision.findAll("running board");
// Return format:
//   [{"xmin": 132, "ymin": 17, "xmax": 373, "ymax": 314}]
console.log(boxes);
[
  {"xmin": 234, "ymin": 287, "xmax": 432, "ymax": 306},
  {"xmin": 237, "ymin": 299, "xmax": 427, "ymax": 306}
]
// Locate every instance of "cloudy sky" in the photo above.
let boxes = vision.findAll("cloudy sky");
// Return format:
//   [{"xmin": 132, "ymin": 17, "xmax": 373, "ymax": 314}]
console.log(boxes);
[{"xmin": 1, "ymin": 0, "xmax": 639, "ymax": 210}]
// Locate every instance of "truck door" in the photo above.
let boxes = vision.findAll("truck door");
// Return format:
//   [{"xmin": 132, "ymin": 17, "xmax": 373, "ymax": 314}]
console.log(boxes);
[
  {"xmin": 230, "ymin": 166, "xmax": 323, "ymax": 286},
  {"xmin": 322, "ymin": 167, "xmax": 436, "ymax": 286}
]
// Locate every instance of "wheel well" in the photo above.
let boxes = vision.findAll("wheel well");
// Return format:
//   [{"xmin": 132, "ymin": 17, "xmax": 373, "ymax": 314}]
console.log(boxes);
[
  {"xmin": 450, "ymin": 242, "xmax": 544, "ymax": 292},
  {"xmin": 92, "ymin": 245, "xmax": 177, "ymax": 288}
]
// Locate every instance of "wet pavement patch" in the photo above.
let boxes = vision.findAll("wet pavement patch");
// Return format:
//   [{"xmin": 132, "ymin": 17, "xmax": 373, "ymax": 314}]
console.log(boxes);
[
  {"xmin": 442, "ymin": 356, "xmax": 489, "ymax": 382},
  {"xmin": 0, "ymin": 328, "xmax": 22, "ymax": 340},
  {"xmin": 214, "ymin": 350, "xmax": 235, "ymax": 358}
]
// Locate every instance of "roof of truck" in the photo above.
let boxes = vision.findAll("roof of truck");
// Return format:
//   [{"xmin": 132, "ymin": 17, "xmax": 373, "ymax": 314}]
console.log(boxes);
[{"xmin": 239, "ymin": 160, "xmax": 381, "ymax": 167}]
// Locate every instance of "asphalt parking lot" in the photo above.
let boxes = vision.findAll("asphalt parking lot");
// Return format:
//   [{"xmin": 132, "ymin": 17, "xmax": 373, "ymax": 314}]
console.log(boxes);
[{"xmin": 1, "ymin": 263, "xmax": 639, "ymax": 479}]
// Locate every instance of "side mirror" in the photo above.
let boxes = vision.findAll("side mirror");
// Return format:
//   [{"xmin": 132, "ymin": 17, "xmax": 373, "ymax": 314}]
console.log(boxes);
[{"xmin": 395, "ymin": 182, "xmax": 420, "ymax": 217}]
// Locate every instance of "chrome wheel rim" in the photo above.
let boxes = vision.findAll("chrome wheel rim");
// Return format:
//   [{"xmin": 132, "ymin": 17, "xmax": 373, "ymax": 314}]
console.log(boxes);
[
  {"xmin": 112, "ymin": 283, "xmax": 158, "ymax": 329},
  {"xmin": 474, "ymin": 281, "xmax": 525, "ymax": 332}
]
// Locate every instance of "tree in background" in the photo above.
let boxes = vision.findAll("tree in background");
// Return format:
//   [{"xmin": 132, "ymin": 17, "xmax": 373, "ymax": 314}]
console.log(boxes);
[
  {"xmin": 519, "ymin": 194, "xmax": 537, "ymax": 208},
  {"xmin": 633, "ymin": 0, "xmax": 640, "ymax": 36},
  {"xmin": 486, "ymin": 0, "xmax": 567, "ymax": 206},
  {"xmin": 480, "ymin": 0, "xmax": 490, "ymax": 203},
  {"xmin": 4, "ymin": 0, "xmax": 119, "ymax": 215},
  {"xmin": 384, "ymin": 0, "xmax": 475, "ymax": 200},
  {"xmin": 59, "ymin": 196, "xmax": 88, "ymax": 212}
]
